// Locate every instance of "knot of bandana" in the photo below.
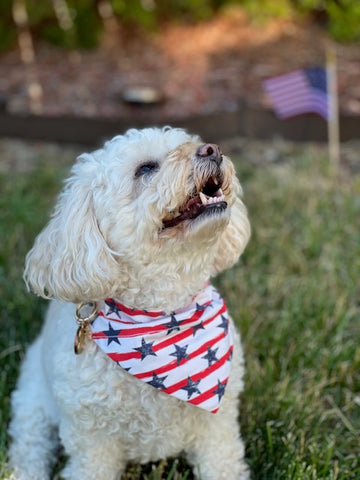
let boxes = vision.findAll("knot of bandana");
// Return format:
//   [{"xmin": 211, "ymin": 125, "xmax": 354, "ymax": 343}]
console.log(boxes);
[{"xmin": 90, "ymin": 285, "xmax": 233, "ymax": 413}]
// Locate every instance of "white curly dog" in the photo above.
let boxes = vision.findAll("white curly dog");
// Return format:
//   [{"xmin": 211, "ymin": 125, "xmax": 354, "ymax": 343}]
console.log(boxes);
[{"xmin": 9, "ymin": 127, "xmax": 251, "ymax": 480}]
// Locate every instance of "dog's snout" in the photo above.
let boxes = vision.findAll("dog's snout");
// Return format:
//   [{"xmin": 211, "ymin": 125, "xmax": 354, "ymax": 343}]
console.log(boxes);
[{"xmin": 196, "ymin": 143, "xmax": 222, "ymax": 166}]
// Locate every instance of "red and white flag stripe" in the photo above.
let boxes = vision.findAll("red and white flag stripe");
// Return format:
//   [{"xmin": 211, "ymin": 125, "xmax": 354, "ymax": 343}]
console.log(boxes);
[{"xmin": 263, "ymin": 68, "xmax": 328, "ymax": 120}]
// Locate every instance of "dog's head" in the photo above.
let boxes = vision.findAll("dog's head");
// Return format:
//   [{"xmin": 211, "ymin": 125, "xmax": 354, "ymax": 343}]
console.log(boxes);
[{"xmin": 25, "ymin": 127, "xmax": 250, "ymax": 309}]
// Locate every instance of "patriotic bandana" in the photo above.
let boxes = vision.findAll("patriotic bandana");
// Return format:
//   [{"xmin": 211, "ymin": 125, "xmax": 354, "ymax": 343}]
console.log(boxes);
[{"xmin": 90, "ymin": 284, "xmax": 233, "ymax": 413}]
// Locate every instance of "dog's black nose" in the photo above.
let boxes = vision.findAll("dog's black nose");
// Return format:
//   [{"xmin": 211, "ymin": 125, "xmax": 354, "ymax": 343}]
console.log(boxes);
[{"xmin": 196, "ymin": 143, "xmax": 223, "ymax": 166}]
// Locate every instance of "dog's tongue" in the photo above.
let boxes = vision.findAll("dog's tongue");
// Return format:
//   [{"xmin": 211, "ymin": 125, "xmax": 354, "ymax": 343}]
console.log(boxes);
[
  {"xmin": 185, "ymin": 195, "xmax": 202, "ymax": 212},
  {"xmin": 162, "ymin": 196, "xmax": 203, "ymax": 229}
]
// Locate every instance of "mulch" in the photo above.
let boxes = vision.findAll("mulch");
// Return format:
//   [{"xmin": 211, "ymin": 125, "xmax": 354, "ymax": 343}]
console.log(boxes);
[{"xmin": 1, "ymin": 9, "xmax": 360, "ymax": 120}]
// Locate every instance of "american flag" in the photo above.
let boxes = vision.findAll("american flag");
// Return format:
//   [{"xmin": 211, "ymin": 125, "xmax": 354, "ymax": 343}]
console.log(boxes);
[
  {"xmin": 90, "ymin": 284, "xmax": 233, "ymax": 413},
  {"xmin": 263, "ymin": 67, "xmax": 328, "ymax": 120}
]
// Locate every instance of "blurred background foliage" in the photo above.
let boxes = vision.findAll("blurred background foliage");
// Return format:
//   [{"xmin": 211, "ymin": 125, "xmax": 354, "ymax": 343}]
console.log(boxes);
[{"xmin": 0, "ymin": 0, "xmax": 359, "ymax": 53}]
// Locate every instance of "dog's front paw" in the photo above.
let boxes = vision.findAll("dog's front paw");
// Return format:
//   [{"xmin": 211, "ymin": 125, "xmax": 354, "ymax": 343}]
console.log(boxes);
[
  {"xmin": 195, "ymin": 460, "xmax": 250, "ymax": 480},
  {"xmin": 188, "ymin": 436, "xmax": 249, "ymax": 480}
]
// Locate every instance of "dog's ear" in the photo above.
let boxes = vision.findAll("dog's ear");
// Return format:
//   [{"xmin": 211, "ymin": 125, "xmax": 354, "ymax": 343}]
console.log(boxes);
[
  {"xmin": 24, "ymin": 158, "xmax": 119, "ymax": 302},
  {"xmin": 212, "ymin": 195, "xmax": 251, "ymax": 275}
]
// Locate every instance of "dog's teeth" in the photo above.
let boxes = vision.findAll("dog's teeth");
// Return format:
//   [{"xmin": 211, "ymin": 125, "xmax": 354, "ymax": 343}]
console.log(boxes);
[
  {"xmin": 199, "ymin": 192, "xmax": 208, "ymax": 205},
  {"xmin": 213, "ymin": 177, "xmax": 219, "ymax": 185},
  {"xmin": 198, "ymin": 190, "xmax": 226, "ymax": 207}
]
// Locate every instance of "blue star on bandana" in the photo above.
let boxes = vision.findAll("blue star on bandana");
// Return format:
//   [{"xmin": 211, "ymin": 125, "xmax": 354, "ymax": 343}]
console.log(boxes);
[
  {"xmin": 202, "ymin": 346, "xmax": 219, "ymax": 367},
  {"xmin": 102, "ymin": 322, "xmax": 121, "ymax": 346},
  {"xmin": 105, "ymin": 299, "xmax": 121, "ymax": 318},
  {"xmin": 147, "ymin": 372, "xmax": 168, "ymax": 390},
  {"xmin": 170, "ymin": 344, "xmax": 190, "ymax": 365},
  {"xmin": 213, "ymin": 379, "xmax": 227, "ymax": 401},
  {"xmin": 164, "ymin": 314, "xmax": 182, "ymax": 334},
  {"xmin": 134, "ymin": 338, "xmax": 157, "ymax": 360},
  {"xmin": 181, "ymin": 377, "xmax": 201, "ymax": 399}
]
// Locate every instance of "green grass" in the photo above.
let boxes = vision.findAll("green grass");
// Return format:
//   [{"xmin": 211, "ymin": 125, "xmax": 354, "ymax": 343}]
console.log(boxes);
[{"xmin": 1, "ymin": 145, "xmax": 359, "ymax": 479}]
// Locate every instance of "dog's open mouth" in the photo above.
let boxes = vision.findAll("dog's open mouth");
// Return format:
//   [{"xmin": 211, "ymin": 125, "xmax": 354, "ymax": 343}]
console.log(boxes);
[{"xmin": 162, "ymin": 174, "xmax": 228, "ymax": 229}]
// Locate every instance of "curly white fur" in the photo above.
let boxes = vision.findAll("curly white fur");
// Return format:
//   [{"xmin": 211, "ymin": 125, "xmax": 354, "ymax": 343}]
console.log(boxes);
[{"xmin": 8, "ymin": 127, "xmax": 251, "ymax": 480}]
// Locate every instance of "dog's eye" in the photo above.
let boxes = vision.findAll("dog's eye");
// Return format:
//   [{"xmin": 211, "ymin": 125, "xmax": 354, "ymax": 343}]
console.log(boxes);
[{"xmin": 135, "ymin": 161, "xmax": 159, "ymax": 177}]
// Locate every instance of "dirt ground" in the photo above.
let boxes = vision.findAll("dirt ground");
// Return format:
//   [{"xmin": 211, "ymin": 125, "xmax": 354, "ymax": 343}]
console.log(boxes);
[{"xmin": 1, "ymin": 8, "xmax": 360, "ymax": 119}]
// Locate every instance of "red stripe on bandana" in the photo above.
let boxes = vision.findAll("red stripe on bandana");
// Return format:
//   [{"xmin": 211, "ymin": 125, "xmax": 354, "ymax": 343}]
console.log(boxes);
[
  {"xmin": 162, "ymin": 347, "xmax": 232, "ymax": 395},
  {"xmin": 134, "ymin": 330, "xmax": 227, "ymax": 379},
  {"xmin": 92, "ymin": 301, "xmax": 223, "ymax": 341},
  {"xmin": 189, "ymin": 376, "xmax": 230, "ymax": 408},
  {"xmin": 104, "ymin": 298, "xmax": 165, "ymax": 318}
]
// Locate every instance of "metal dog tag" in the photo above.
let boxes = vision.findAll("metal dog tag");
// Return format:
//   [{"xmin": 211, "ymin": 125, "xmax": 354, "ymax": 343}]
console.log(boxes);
[
  {"xmin": 74, "ymin": 302, "xmax": 99, "ymax": 355},
  {"xmin": 74, "ymin": 324, "xmax": 89, "ymax": 355}
]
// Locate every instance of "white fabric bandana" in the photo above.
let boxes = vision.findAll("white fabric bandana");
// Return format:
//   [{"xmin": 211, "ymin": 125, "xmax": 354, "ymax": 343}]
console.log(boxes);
[{"xmin": 91, "ymin": 284, "xmax": 233, "ymax": 413}]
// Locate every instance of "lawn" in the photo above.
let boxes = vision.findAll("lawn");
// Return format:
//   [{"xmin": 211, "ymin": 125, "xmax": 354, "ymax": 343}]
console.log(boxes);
[{"xmin": 0, "ymin": 142, "xmax": 359, "ymax": 479}]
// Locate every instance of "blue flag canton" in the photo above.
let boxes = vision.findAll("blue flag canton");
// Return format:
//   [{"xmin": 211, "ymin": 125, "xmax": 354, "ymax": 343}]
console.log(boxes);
[{"xmin": 305, "ymin": 67, "xmax": 327, "ymax": 94}]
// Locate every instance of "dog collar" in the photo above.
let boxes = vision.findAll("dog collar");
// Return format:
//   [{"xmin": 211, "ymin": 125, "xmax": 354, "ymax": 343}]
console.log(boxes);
[{"xmin": 90, "ymin": 284, "xmax": 233, "ymax": 413}]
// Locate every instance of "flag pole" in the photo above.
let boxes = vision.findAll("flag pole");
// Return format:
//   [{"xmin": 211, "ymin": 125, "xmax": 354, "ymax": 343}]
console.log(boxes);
[{"xmin": 326, "ymin": 47, "xmax": 340, "ymax": 170}]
